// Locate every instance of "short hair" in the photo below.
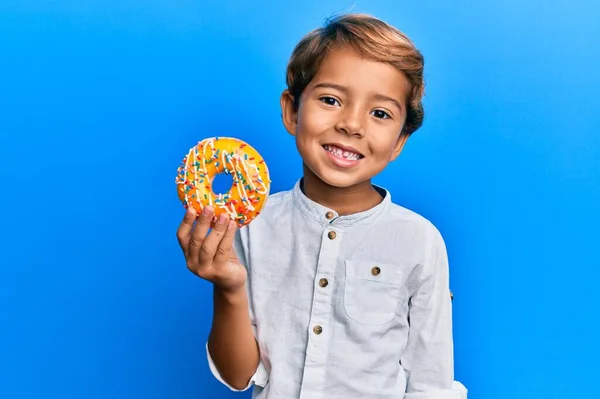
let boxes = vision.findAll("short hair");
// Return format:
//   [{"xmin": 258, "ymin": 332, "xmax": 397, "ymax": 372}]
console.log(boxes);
[{"xmin": 285, "ymin": 13, "xmax": 425, "ymax": 136}]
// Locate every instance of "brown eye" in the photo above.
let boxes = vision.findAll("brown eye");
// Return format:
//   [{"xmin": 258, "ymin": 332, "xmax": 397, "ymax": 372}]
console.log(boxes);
[
  {"xmin": 371, "ymin": 109, "xmax": 391, "ymax": 119},
  {"xmin": 320, "ymin": 96, "xmax": 340, "ymax": 106}
]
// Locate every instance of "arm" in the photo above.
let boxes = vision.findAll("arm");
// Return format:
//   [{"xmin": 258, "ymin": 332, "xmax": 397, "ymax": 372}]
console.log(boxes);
[
  {"xmin": 176, "ymin": 207, "xmax": 267, "ymax": 391},
  {"xmin": 205, "ymin": 225, "xmax": 269, "ymax": 391},
  {"xmin": 401, "ymin": 228, "xmax": 467, "ymax": 399},
  {"xmin": 207, "ymin": 286, "xmax": 260, "ymax": 390}
]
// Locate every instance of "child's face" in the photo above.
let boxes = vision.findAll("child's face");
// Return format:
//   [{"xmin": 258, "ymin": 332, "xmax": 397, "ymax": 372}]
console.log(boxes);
[{"xmin": 281, "ymin": 46, "xmax": 410, "ymax": 189}]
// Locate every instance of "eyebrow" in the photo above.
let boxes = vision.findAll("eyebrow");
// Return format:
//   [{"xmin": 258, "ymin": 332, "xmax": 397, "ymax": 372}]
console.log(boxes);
[{"xmin": 313, "ymin": 82, "xmax": 403, "ymax": 111}]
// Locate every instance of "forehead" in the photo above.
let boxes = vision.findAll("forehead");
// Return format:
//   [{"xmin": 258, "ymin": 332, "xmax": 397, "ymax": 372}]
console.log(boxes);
[{"xmin": 310, "ymin": 46, "xmax": 410, "ymax": 102}]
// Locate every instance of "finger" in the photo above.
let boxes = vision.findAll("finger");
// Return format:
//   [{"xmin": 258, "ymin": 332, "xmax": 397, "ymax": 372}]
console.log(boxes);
[
  {"xmin": 188, "ymin": 206, "xmax": 214, "ymax": 263},
  {"xmin": 198, "ymin": 213, "xmax": 231, "ymax": 265},
  {"xmin": 176, "ymin": 207, "xmax": 197, "ymax": 253},
  {"xmin": 214, "ymin": 219, "xmax": 237, "ymax": 266}
]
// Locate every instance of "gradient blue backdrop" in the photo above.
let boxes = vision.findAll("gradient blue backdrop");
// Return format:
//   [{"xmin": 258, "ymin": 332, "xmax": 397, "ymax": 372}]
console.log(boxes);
[{"xmin": 1, "ymin": 1, "xmax": 599, "ymax": 398}]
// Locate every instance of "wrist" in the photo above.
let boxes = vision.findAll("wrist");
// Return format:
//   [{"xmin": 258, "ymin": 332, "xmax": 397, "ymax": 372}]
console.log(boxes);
[{"xmin": 213, "ymin": 283, "xmax": 247, "ymax": 306}]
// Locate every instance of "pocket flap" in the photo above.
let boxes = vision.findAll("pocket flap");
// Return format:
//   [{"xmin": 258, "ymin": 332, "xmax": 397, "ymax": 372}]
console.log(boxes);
[{"xmin": 345, "ymin": 260, "xmax": 403, "ymax": 285}]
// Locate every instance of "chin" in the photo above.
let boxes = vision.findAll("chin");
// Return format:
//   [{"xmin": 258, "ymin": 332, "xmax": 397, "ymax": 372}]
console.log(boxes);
[{"xmin": 313, "ymin": 168, "xmax": 368, "ymax": 189}]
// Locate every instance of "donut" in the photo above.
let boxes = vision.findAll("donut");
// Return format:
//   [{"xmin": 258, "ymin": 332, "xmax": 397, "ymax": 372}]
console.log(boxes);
[{"xmin": 175, "ymin": 136, "xmax": 271, "ymax": 227}]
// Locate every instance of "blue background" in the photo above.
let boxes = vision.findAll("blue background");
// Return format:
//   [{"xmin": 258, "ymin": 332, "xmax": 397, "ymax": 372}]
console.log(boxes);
[{"xmin": 1, "ymin": 1, "xmax": 599, "ymax": 398}]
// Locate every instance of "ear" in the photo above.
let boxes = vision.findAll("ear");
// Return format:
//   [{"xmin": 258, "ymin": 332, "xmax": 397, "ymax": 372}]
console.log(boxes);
[
  {"xmin": 389, "ymin": 133, "xmax": 409, "ymax": 161},
  {"xmin": 280, "ymin": 89, "xmax": 298, "ymax": 137}
]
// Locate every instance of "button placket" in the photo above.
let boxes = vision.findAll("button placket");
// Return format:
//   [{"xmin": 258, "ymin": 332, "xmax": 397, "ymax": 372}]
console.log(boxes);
[{"xmin": 305, "ymin": 227, "xmax": 343, "ymax": 363}]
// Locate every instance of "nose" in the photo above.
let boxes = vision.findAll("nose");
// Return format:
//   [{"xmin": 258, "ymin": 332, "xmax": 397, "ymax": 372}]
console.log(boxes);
[{"xmin": 335, "ymin": 106, "xmax": 365, "ymax": 138}]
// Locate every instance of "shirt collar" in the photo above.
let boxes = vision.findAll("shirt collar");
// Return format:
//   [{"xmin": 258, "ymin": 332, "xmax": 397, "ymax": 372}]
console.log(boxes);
[{"xmin": 291, "ymin": 178, "xmax": 391, "ymax": 227}]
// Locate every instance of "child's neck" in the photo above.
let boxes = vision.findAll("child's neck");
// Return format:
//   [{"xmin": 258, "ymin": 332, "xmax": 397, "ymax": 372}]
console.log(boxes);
[{"xmin": 301, "ymin": 164, "xmax": 383, "ymax": 216}]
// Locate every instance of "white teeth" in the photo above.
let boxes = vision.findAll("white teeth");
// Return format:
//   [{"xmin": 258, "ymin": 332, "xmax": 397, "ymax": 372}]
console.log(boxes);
[{"xmin": 324, "ymin": 145, "xmax": 361, "ymax": 160}]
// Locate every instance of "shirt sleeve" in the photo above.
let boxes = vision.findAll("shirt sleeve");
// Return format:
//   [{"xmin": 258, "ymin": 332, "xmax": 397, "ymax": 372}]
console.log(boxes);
[
  {"xmin": 204, "ymin": 227, "xmax": 270, "ymax": 391},
  {"xmin": 401, "ymin": 227, "xmax": 468, "ymax": 399}
]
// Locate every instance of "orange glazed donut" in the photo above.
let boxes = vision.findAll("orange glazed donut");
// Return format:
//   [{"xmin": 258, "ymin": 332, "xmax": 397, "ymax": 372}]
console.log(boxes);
[{"xmin": 175, "ymin": 137, "xmax": 271, "ymax": 227}]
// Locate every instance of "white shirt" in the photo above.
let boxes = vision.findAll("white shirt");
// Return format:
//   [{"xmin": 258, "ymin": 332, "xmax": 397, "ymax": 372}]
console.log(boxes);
[{"xmin": 206, "ymin": 179, "xmax": 468, "ymax": 398}]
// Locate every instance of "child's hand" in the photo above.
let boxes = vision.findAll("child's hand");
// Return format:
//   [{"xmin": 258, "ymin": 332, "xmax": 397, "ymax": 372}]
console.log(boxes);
[{"xmin": 176, "ymin": 206, "xmax": 247, "ymax": 295}]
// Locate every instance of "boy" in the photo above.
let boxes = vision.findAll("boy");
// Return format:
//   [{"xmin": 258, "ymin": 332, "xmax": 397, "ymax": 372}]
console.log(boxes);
[{"xmin": 176, "ymin": 13, "xmax": 467, "ymax": 399}]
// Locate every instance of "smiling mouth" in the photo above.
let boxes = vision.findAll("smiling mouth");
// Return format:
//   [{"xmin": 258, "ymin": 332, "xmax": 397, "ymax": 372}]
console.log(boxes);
[{"xmin": 323, "ymin": 144, "xmax": 364, "ymax": 161}]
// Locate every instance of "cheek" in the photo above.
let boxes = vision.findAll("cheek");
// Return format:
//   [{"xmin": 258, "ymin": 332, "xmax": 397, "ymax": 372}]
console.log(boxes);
[
  {"xmin": 298, "ymin": 103, "xmax": 336, "ymax": 136},
  {"xmin": 369, "ymin": 133, "xmax": 402, "ymax": 159}
]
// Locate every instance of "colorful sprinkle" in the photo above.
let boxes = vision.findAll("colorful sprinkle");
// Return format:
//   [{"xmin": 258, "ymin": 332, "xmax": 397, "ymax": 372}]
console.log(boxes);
[{"xmin": 176, "ymin": 137, "xmax": 270, "ymax": 226}]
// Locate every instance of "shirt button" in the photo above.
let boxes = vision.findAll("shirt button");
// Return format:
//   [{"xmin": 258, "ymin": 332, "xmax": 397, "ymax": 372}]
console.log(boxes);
[
  {"xmin": 319, "ymin": 278, "xmax": 328, "ymax": 287},
  {"xmin": 328, "ymin": 231, "xmax": 337, "ymax": 240},
  {"xmin": 325, "ymin": 211, "xmax": 334, "ymax": 219},
  {"xmin": 371, "ymin": 266, "xmax": 381, "ymax": 276},
  {"xmin": 313, "ymin": 325, "xmax": 323, "ymax": 335},
  {"xmin": 450, "ymin": 291, "xmax": 454, "ymax": 301}
]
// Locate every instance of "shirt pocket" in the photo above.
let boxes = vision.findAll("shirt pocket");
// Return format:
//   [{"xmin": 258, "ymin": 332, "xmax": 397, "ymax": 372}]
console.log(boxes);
[{"xmin": 343, "ymin": 260, "xmax": 405, "ymax": 326}]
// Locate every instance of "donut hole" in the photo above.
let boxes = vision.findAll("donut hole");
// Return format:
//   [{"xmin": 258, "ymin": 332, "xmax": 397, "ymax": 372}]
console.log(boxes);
[{"xmin": 211, "ymin": 172, "xmax": 234, "ymax": 196}]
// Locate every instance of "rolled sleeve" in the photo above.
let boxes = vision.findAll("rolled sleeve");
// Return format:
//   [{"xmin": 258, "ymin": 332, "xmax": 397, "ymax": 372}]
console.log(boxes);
[
  {"xmin": 401, "ymin": 227, "xmax": 466, "ymax": 396},
  {"xmin": 205, "ymin": 341, "xmax": 269, "ymax": 391}
]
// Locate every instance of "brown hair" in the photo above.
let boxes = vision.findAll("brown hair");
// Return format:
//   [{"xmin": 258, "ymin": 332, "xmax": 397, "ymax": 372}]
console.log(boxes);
[{"xmin": 285, "ymin": 13, "xmax": 425, "ymax": 135}]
